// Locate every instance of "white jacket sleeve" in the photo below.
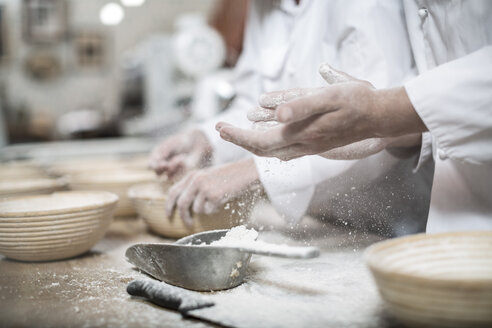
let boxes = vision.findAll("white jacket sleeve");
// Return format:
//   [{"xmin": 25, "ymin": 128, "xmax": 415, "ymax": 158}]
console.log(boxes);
[
  {"xmin": 405, "ymin": 46, "xmax": 492, "ymax": 164},
  {"xmin": 197, "ymin": 2, "xmax": 262, "ymax": 165},
  {"xmin": 255, "ymin": 0, "xmax": 421, "ymax": 223},
  {"xmin": 198, "ymin": 95, "xmax": 255, "ymax": 165}
]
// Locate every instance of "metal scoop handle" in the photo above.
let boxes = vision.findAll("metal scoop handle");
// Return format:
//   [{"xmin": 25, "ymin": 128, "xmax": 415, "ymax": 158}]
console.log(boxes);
[{"xmin": 219, "ymin": 242, "xmax": 320, "ymax": 259}]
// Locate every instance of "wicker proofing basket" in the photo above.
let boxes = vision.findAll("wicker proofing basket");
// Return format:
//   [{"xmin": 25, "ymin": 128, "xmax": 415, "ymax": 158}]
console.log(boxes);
[
  {"xmin": 0, "ymin": 191, "xmax": 118, "ymax": 262},
  {"xmin": 128, "ymin": 183, "xmax": 243, "ymax": 238},
  {"xmin": 0, "ymin": 162, "xmax": 48, "ymax": 180},
  {"xmin": 0, "ymin": 178, "xmax": 67, "ymax": 198},
  {"xmin": 69, "ymin": 169, "xmax": 155, "ymax": 217},
  {"xmin": 365, "ymin": 232, "xmax": 492, "ymax": 328},
  {"xmin": 48, "ymin": 155, "xmax": 149, "ymax": 176}
]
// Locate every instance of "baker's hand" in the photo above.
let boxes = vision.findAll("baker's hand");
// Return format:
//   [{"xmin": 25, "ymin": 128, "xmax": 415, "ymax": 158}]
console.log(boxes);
[
  {"xmin": 217, "ymin": 64, "xmax": 426, "ymax": 160},
  {"xmin": 245, "ymin": 63, "xmax": 352, "ymax": 123},
  {"xmin": 149, "ymin": 129, "xmax": 213, "ymax": 180},
  {"xmin": 165, "ymin": 158, "xmax": 261, "ymax": 227},
  {"xmin": 245, "ymin": 64, "xmax": 389, "ymax": 160}
]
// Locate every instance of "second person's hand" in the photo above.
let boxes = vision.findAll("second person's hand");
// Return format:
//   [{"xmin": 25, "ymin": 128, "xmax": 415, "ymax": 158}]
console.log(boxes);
[
  {"xmin": 165, "ymin": 158, "xmax": 261, "ymax": 228},
  {"xmin": 149, "ymin": 129, "xmax": 213, "ymax": 180},
  {"xmin": 217, "ymin": 64, "xmax": 427, "ymax": 160}
]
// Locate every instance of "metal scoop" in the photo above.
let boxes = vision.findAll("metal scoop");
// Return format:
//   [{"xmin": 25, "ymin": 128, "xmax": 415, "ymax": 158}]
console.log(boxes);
[{"xmin": 125, "ymin": 229, "xmax": 320, "ymax": 291}]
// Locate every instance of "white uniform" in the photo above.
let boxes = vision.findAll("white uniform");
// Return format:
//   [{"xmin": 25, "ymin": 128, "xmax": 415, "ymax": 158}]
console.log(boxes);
[
  {"xmin": 403, "ymin": 0, "xmax": 492, "ymax": 233},
  {"xmin": 201, "ymin": 0, "xmax": 433, "ymax": 235}
]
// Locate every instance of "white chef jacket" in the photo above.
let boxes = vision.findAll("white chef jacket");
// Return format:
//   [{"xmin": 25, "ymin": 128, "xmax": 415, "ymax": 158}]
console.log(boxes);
[
  {"xmin": 200, "ymin": 0, "xmax": 432, "ymax": 232},
  {"xmin": 403, "ymin": 0, "xmax": 492, "ymax": 233}
]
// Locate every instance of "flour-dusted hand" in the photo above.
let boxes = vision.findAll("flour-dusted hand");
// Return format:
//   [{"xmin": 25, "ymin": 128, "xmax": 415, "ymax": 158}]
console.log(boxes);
[
  {"xmin": 149, "ymin": 129, "xmax": 213, "ymax": 180},
  {"xmin": 165, "ymin": 159, "xmax": 261, "ymax": 227},
  {"xmin": 245, "ymin": 63, "xmax": 347, "ymax": 124},
  {"xmin": 217, "ymin": 64, "xmax": 427, "ymax": 160}
]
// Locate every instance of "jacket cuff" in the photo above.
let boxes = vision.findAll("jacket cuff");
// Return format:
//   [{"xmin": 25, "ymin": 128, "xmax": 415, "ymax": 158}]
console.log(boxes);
[{"xmin": 413, "ymin": 132, "xmax": 434, "ymax": 173}]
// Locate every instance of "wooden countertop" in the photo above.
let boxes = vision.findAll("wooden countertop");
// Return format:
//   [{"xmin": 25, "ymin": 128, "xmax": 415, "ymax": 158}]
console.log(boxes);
[{"xmin": 0, "ymin": 209, "xmax": 404, "ymax": 328}]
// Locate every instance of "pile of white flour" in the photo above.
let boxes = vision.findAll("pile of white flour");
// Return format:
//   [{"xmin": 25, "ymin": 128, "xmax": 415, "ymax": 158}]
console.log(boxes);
[{"xmin": 209, "ymin": 226, "xmax": 258, "ymax": 246}]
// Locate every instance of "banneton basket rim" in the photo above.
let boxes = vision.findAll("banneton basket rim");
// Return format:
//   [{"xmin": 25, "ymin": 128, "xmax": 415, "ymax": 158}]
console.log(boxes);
[
  {"xmin": 0, "ymin": 177, "xmax": 67, "ymax": 193},
  {"xmin": 128, "ymin": 182, "xmax": 168, "ymax": 201},
  {"xmin": 69, "ymin": 169, "xmax": 156, "ymax": 184},
  {"xmin": 0, "ymin": 191, "xmax": 119, "ymax": 218},
  {"xmin": 364, "ymin": 231, "xmax": 492, "ymax": 286}
]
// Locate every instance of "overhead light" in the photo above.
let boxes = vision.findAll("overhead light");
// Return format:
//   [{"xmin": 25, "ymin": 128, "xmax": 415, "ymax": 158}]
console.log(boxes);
[
  {"xmin": 100, "ymin": 3, "xmax": 125, "ymax": 26},
  {"xmin": 121, "ymin": 0, "xmax": 146, "ymax": 7}
]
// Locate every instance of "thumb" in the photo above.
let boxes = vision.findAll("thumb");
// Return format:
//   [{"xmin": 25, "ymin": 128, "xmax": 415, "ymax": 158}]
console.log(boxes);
[{"xmin": 318, "ymin": 63, "xmax": 360, "ymax": 85}]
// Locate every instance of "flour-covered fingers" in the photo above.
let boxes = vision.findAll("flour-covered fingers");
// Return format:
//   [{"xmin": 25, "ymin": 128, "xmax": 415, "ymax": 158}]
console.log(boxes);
[
  {"xmin": 318, "ymin": 63, "xmax": 354, "ymax": 85},
  {"xmin": 149, "ymin": 148, "xmax": 167, "ymax": 172},
  {"xmin": 258, "ymin": 89, "xmax": 304, "ymax": 108},
  {"xmin": 151, "ymin": 160, "xmax": 167, "ymax": 175},
  {"xmin": 251, "ymin": 121, "xmax": 280, "ymax": 131},
  {"xmin": 217, "ymin": 123, "xmax": 288, "ymax": 153},
  {"xmin": 149, "ymin": 136, "xmax": 186, "ymax": 175},
  {"xmin": 192, "ymin": 191, "xmax": 207, "ymax": 215},
  {"xmin": 275, "ymin": 87, "xmax": 341, "ymax": 123},
  {"xmin": 259, "ymin": 88, "xmax": 323, "ymax": 109},
  {"xmin": 266, "ymin": 143, "xmax": 313, "ymax": 161},
  {"xmin": 203, "ymin": 201, "xmax": 218, "ymax": 215},
  {"xmin": 247, "ymin": 107, "xmax": 276, "ymax": 122},
  {"xmin": 157, "ymin": 154, "xmax": 185, "ymax": 178},
  {"xmin": 176, "ymin": 179, "xmax": 200, "ymax": 228},
  {"xmin": 165, "ymin": 173, "xmax": 192, "ymax": 217},
  {"xmin": 149, "ymin": 140, "xmax": 178, "ymax": 166}
]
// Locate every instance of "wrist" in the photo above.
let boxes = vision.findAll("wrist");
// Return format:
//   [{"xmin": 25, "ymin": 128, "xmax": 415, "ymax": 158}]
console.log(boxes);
[{"xmin": 374, "ymin": 87, "xmax": 428, "ymax": 138}]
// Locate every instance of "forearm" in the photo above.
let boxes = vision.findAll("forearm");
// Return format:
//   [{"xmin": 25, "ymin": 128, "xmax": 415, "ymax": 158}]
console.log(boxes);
[{"xmin": 373, "ymin": 87, "xmax": 428, "ymax": 138}]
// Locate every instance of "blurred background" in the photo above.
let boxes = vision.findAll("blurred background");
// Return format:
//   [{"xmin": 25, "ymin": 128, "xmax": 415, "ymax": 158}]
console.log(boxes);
[{"xmin": 0, "ymin": 0, "xmax": 247, "ymax": 161}]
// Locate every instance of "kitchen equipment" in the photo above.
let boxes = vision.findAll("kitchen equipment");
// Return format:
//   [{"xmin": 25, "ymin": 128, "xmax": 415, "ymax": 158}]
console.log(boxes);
[
  {"xmin": 120, "ymin": 35, "xmax": 185, "ymax": 136},
  {"xmin": 128, "ymin": 183, "xmax": 241, "ymax": 238},
  {"xmin": 0, "ymin": 191, "xmax": 118, "ymax": 261},
  {"xmin": 172, "ymin": 14, "xmax": 225, "ymax": 78},
  {"xmin": 365, "ymin": 231, "xmax": 492, "ymax": 328},
  {"xmin": 69, "ymin": 169, "xmax": 155, "ymax": 217},
  {"xmin": 125, "ymin": 229, "xmax": 320, "ymax": 291},
  {"xmin": 190, "ymin": 69, "xmax": 235, "ymax": 121}
]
